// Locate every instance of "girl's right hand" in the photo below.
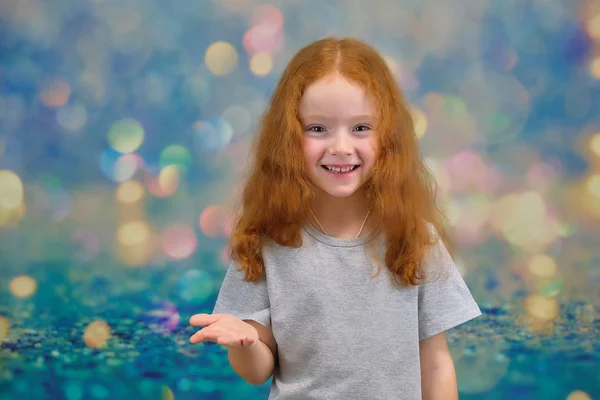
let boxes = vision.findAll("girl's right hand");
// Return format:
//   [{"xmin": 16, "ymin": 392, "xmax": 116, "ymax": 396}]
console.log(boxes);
[{"xmin": 189, "ymin": 313, "xmax": 259, "ymax": 349}]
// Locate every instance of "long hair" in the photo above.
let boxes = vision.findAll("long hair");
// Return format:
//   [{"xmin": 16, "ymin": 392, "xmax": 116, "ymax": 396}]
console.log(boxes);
[{"xmin": 229, "ymin": 37, "xmax": 452, "ymax": 286}]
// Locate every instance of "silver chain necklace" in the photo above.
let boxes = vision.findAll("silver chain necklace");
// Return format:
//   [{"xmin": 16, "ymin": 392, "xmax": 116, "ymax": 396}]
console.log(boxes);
[{"xmin": 308, "ymin": 206, "xmax": 371, "ymax": 239}]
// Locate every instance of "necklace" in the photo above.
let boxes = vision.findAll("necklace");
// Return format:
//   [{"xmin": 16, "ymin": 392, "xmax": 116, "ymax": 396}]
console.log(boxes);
[{"xmin": 308, "ymin": 206, "xmax": 371, "ymax": 239}]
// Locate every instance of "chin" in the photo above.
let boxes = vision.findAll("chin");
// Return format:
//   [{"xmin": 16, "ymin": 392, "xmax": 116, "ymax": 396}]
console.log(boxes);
[{"xmin": 316, "ymin": 185, "xmax": 365, "ymax": 199}]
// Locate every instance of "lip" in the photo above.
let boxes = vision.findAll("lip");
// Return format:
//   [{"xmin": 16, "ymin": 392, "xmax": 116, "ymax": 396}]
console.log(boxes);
[{"xmin": 321, "ymin": 164, "xmax": 360, "ymax": 177}]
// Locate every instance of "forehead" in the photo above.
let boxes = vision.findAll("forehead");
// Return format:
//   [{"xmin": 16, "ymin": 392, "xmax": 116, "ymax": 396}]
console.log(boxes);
[{"xmin": 299, "ymin": 75, "xmax": 375, "ymax": 119}]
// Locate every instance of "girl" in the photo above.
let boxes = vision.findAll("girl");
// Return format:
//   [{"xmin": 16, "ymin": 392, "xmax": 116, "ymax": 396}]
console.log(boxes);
[{"xmin": 189, "ymin": 37, "xmax": 482, "ymax": 400}]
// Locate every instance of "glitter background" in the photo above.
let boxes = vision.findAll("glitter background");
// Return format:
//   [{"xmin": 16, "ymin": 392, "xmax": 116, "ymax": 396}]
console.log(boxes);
[{"xmin": 1, "ymin": 0, "xmax": 599, "ymax": 399}]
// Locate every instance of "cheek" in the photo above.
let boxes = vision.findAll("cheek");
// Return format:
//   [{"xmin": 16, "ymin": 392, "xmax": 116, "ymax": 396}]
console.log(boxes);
[
  {"xmin": 358, "ymin": 140, "xmax": 378, "ymax": 165},
  {"xmin": 302, "ymin": 140, "xmax": 320, "ymax": 164}
]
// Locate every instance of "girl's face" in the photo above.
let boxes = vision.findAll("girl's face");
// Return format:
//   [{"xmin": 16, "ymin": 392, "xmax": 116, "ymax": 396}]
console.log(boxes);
[{"xmin": 299, "ymin": 74, "xmax": 379, "ymax": 200}]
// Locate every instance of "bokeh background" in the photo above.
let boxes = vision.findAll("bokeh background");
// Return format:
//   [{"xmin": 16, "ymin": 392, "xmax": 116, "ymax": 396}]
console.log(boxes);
[{"xmin": 1, "ymin": 0, "xmax": 599, "ymax": 399}]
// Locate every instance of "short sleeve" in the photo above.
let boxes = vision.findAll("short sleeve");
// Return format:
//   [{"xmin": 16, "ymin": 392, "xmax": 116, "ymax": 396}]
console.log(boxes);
[
  {"xmin": 418, "ymin": 233, "xmax": 482, "ymax": 341},
  {"xmin": 212, "ymin": 262, "xmax": 271, "ymax": 327}
]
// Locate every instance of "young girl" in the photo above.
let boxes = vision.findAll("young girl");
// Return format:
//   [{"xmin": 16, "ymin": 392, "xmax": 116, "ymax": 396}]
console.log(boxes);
[{"xmin": 189, "ymin": 37, "xmax": 482, "ymax": 400}]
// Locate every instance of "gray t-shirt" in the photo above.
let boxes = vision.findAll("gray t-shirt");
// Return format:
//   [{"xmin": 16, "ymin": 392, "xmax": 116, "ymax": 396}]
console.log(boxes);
[{"xmin": 213, "ymin": 224, "xmax": 482, "ymax": 400}]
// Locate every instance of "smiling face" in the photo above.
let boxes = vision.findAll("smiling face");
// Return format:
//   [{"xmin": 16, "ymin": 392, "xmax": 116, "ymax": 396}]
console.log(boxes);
[{"xmin": 299, "ymin": 74, "xmax": 379, "ymax": 201}]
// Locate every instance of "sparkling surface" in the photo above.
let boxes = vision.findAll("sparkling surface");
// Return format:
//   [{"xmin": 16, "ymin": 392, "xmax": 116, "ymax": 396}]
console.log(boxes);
[{"xmin": 0, "ymin": 0, "xmax": 599, "ymax": 399}]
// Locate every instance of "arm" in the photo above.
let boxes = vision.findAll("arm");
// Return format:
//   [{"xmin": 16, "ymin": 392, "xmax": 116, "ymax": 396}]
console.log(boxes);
[
  {"xmin": 419, "ymin": 332, "xmax": 458, "ymax": 400},
  {"xmin": 228, "ymin": 320, "xmax": 278, "ymax": 386}
]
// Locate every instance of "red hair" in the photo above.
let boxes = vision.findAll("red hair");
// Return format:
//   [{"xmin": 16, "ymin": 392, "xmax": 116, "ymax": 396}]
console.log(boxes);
[{"xmin": 229, "ymin": 37, "xmax": 452, "ymax": 286}]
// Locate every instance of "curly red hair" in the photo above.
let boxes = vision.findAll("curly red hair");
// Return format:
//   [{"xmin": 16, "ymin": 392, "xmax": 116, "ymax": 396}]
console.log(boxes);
[{"xmin": 229, "ymin": 37, "xmax": 452, "ymax": 286}]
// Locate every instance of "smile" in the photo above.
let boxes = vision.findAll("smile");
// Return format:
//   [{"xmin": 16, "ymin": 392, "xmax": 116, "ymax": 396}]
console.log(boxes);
[{"xmin": 321, "ymin": 165, "xmax": 360, "ymax": 174}]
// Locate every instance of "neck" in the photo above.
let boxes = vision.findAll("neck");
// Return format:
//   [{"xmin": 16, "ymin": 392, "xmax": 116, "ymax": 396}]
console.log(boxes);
[{"xmin": 308, "ymin": 190, "xmax": 373, "ymax": 239}]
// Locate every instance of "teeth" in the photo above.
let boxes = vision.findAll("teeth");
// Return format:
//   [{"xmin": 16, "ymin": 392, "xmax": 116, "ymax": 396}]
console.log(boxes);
[{"xmin": 325, "ymin": 165, "xmax": 355, "ymax": 173}]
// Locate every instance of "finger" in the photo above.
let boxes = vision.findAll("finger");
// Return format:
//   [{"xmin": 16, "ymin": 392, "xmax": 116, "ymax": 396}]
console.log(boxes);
[
  {"xmin": 190, "ymin": 326, "xmax": 218, "ymax": 343},
  {"xmin": 242, "ymin": 336, "xmax": 256, "ymax": 347},
  {"xmin": 189, "ymin": 329, "xmax": 205, "ymax": 344},
  {"xmin": 189, "ymin": 313, "xmax": 221, "ymax": 327}
]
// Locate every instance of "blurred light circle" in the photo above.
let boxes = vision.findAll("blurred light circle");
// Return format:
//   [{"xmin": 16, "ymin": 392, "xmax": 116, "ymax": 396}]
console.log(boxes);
[
  {"xmin": 147, "ymin": 165, "xmax": 180, "ymax": 198},
  {"xmin": 250, "ymin": 53, "xmax": 273, "ymax": 76},
  {"xmin": 0, "ymin": 316, "xmax": 9, "ymax": 342},
  {"xmin": 56, "ymin": 102, "xmax": 87, "ymax": 134},
  {"xmin": 99, "ymin": 149, "xmax": 121, "ymax": 182},
  {"xmin": 411, "ymin": 107, "xmax": 428, "ymax": 139},
  {"xmin": 178, "ymin": 269, "xmax": 214, "ymax": 303},
  {"xmin": 199, "ymin": 204, "xmax": 229, "ymax": 238},
  {"xmin": 39, "ymin": 77, "xmax": 70, "ymax": 108},
  {"xmin": 113, "ymin": 153, "xmax": 139, "ymax": 182},
  {"xmin": 243, "ymin": 24, "xmax": 284, "ymax": 55},
  {"xmin": 222, "ymin": 105, "xmax": 252, "ymax": 136},
  {"xmin": 587, "ymin": 14, "xmax": 600, "ymax": 40},
  {"xmin": 99, "ymin": 150, "xmax": 143, "ymax": 183},
  {"xmin": 567, "ymin": 390, "xmax": 592, "ymax": 400},
  {"xmin": 205, "ymin": 41, "xmax": 238, "ymax": 76},
  {"xmin": 161, "ymin": 224, "xmax": 197, "ymax": 260},
  {"xmin": 162, "ymin": 387, "xmax": 175, "ymax": 400},
  {"xmin": 528, "ymin": 254, "xmax": 557, "ymax": 278},
  {"xmin": 490, "ymin": 191, "xmax": 557, "ymax": 252},
  {"xmin": 116, "ymin": 180, "xmax": 145, "ymax": 204},
  {"xmin": 589, "ymin": 132, "xmax": 600, "ymax": 156},
  {"xmin": 9, "ymin": 275, "xmax": 37, "ymax": 298},
  {"xmin": 83, "ymin": 320, "xmax": 111, "ymax": 349},
  {"xmin": 159, "ymin": 145, "xmax": 192, "ymax": 174},
  {"xmin": 107, "ymin": 119, "xmax": 145, "ymax": 154},
  {"xmin": 525, "ymin": 293, "xmax": 558, "ymax": 321},
  {"xmin": 251, "ymin": 4, "xmax": 284, "ymax": 30},
  {"xmin": 193, "ymin": 117, "xmax": 233, "ymax": 151},
  {"xmin": 585, "ymin": 174, "xmax": 600, "ymax": 198},
  {"xmin": 0, "ymin": 170, "xmax": 24, "ymax": 210},
  {"xmin": 117, "ymin": 220, "xmax": 151, "ymax": 246}
]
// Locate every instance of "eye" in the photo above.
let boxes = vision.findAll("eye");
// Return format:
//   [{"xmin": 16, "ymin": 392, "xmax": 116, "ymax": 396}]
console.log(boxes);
[
  {"xmin": 353, "ymin": 124, "xmax": 372, "ymax": 132},
  {"xmin": 306, "ymin": 125, "xmax": 326, "ymax": 133}
]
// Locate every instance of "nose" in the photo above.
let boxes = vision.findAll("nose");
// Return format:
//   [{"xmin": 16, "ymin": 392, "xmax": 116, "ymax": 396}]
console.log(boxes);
[{"xmin": 329, "ymin": 131, "xmax": 353, "ymax": 155}]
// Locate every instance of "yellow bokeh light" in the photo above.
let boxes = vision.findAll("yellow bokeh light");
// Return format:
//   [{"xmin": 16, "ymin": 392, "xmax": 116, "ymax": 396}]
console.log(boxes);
[
  {"xmin": 585, "ymin": 174, "xmax": 600, "ymax": 198},
  {"xmin": 158, "ymin": 165, "xmax": 180, "ymax": 196},
  {"xmin": 587, "ymin": 13, "xmax": 600, "ymax": 40},
  {"xmin": 161, "ymin": 386, "xmax": 175, "ymax": 400},
  {"xmin": 411, "ymin": 107, "xmax": 428, "ymax": 139},
  {"xmin": 590, "ymin": 57, "xmax": 600, "ymax": 80},
  {"xmin": 117, "ymin": 220, "xmax": 150, "ymax": 246},
  {"xmin": 0, "ymin": 316, "xmax": 9, "ymax": 342},
  {"xmin": 0, "ymin": 201, "xmax": 26, "ymax": 227},
  {"xmin": 524, "ymin": 293, "xmax": 558, "ymax": 321},
  {"xmin": 249, "ymin": 52, "xmax": 273, "ymax": 76},
  {"xmin": 490, "ymin": 191, "xmax": 557, "ymax": 252},
  {"xmin": 205, "ymin": 41, "xmax": 238, "ymax": 76},
  {"xmin": 116, "ymin": 180, "xmax": 145, "ymax": 204},
  {"xmin": 528, "ymin": 254, "xmax": 557, "ymax": 278},
  {"xmin": 0, "ymin": 170, "xmax": 24, "ymax": 210},
  {"xmin": 590, "ymin": 132, "xmax": 600, "ymax": 156},
  {"xmin": 107, "ymin": 119, "xmax": 144, "ymax": 154},
  {"xmin": 83, "ymin": 320, "xmax": 111, "ymax": 349},
  {"xmin": 567, "ymin": 390, "xmax": 592, "ymax": 400},
  {"xmin": 9, "ymin": 275, "xmax": 37, "ymax": 298}
]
